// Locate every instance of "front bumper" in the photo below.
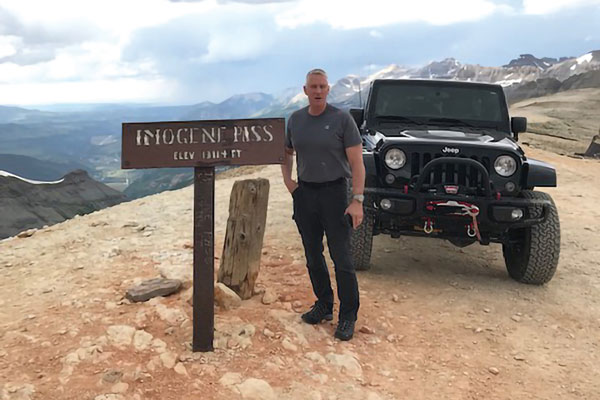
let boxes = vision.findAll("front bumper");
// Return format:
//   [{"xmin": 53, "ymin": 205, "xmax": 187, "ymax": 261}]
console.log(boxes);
[{"xmin": 364, "ymin": 187, "xmax": 551, "ymax": 230}]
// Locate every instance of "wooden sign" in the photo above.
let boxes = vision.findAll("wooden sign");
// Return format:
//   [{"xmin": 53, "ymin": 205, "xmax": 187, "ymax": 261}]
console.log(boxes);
[
  {"xmin": 122, "ymin": 118, "xmax": 285, "ymax": 352},
  {"xmin": 122, "ymin": 118, "xmax": 285, "ymax": 169}
]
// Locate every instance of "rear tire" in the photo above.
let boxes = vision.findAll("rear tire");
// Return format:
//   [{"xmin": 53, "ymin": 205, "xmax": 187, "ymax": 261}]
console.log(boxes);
[{"xmin": 503, "ymin": 190, "xmax": 560, "ymax": 284}]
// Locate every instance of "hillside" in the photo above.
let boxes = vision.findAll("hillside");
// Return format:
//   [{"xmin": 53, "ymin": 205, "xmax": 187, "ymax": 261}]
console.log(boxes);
[
  {"xmin": 510, "ymin": 88, "xmax": 600, "ymax": 155},
  {"xmin": 1, "ymin": 147, "xmax": 599, "ymax": 399},
  {"xmin": 0, "ymin": 169, "xmax": 126, "ymax": 239}
]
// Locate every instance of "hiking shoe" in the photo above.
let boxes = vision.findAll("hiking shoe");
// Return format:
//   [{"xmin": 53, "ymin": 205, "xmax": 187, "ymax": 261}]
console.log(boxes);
[
  {"xmin": 301, "ymin": 302, "xmax": 333, "ymax": 325},
  {"xmin": 334, "ymin": 319, "xmax": 355, "ymax": 341}
]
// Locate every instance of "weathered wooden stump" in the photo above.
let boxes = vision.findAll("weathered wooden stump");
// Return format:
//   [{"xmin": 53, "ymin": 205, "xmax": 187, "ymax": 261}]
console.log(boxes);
[{"xmin": 217, "ymin": 178, "xmax": 269, "ymax": 299}]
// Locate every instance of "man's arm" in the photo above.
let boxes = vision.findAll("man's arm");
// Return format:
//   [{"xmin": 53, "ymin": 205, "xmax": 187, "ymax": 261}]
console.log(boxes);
[
  {"xmin": 345, "ymin": 143, "xmax": 365, "ymax": 229},
  {"xmin": 281, "ymin": 146, "xmax": 298, "ymax": 194}
]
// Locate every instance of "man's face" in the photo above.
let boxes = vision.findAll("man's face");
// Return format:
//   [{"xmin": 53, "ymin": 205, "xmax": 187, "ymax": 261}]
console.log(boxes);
[{"xmin": 304, "ymin": 73, "xmax": 330, "ymax": 107}]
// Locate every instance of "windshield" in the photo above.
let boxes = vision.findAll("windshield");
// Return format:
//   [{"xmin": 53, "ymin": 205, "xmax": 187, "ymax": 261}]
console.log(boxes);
[{"xmin": 371, "ymin": 82, "xmax": 508, "ymax": 129}]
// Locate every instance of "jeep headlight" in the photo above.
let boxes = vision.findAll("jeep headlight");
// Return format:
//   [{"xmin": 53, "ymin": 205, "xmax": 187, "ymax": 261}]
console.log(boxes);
[
  {"xmin": 494, "ymin": 155, "xmax": 517, "ymax": 177},
  {"xmin": 384, "ymin": 149, "xmax": 406, "ymax": 170}
]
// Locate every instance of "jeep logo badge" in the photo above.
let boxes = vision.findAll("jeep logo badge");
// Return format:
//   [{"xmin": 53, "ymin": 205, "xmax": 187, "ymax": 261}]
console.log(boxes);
[{"xmin": 442, "ymin": 146, "xmax": 460, "ymax": 154}]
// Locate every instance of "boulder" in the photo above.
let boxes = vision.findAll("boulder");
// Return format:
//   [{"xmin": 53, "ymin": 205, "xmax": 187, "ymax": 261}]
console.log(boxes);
[{"xmin": 584, "ymin": 134, "xmax": 600, "ymax": 158}]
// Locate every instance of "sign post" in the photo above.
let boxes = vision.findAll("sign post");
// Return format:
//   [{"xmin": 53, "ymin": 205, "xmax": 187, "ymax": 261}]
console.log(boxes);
[{"xmin": 122, "ymin": 118, "xmax": 285, "ymax": 352}]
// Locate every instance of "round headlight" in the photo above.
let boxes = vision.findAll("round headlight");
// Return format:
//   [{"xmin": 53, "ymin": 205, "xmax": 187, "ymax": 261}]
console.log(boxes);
[
  {"xmin": 494, "ymin": 155, "xmax": 517, "ymax": 177},
  {"xmin": 384, "ymin": 149, "xmax": 406, "ymax": 170}
]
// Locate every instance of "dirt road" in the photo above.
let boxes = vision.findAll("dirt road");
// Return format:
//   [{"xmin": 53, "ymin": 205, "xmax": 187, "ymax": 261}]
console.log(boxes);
[{"xmin": 0, "ymin": 146, "xmax": 598, "ymax": 400}]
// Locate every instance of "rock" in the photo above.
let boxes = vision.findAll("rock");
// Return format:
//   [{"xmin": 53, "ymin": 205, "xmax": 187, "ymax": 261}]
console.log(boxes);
[
  {"xmin": 304, "ymin": 352, "xmax": 326, "ymax": 365},
  {"xmin": 133, "ymin": 330, "xmax": 154, "ymax": 351},
  {"xmin": 326, "ymin": 353, "xmax": 363, "ymax": 377},
  {"xmin": 488, "ymin": 367, "xmax": 500, "ymax": 375},
  {"xmin": 263, "ymin": 328, "xmax": 275, "ymax": 338},
  {"xmin": 1, "ymin": 383, "xmax": 35, "ymax": 399},
  {"xmin": 174, "ymin": 363, "xmax": 188, "ymax": 376},
  {"xmin": 154, "ymin": 304, "xmax": 186, "ymax": 326},
  {"xmin": 308, "ymin": 391, "xmax": 323, "ymax": 400},
  {"xmin": 125, "ymin": 278, "xmax": 182, "ymax": 302},
  {"xmin": 366, "ymin": 392, "xmax": 383, "ymax": 400},
  {"xmin": 151, "ymin": 338, "xmax": 167, "ymax": 353},
  {"xmin": 391, "ymin": 294, "xmax": 399, "ymax": 302},
  {"xmin": 261, "ymin": 289, "xmax": 278, "ymax": 305},
  {"xmin": 236, "ymin": 378, "xmax": 276, "ymax": 400},
  {"xmin": 214, "ymin": 282, "xmax": 242, "ymax": 310},
  {"xmin": 156, "ymin": 264, "xmax": 192, "ymax": 287},
  {"xmin": 106, "ymin": 325, "xmax": 136, "ymax": 348},
  {"xmin": 94, "ymin": 395, "xmax": 124, "ymax": 400},
  {"xmin": 160, "ymin": 352, "xmax": 177, "ymax": 369},
  {"xmin": 17, "ymin": 229, "xmax": 37, "ymax": 238},
  {"xmin": 110, "ymin": 382, "xmax": 129, "ymax": 393},
  {"xmin": 102, "ymin": 369, "xmax": 123, "ymax": 384},
  {"xmin": 359, "ymin": 326, "xmax": 375, "ymax": 334},
  {"xmin": 584, "ymin": 134, "xmax": 600, "ymax": 158},
  {"xmin": 281, "ymin": 338, "xmax": 298, "ymax": 352},
  {"xmin": 106, "ymin": 247, "xmax": 121, "ymax": 258},
  {"xmin": 483, "ymin": 308, "xmax": 491, "ymax": 313},
  {"xmin": 219, "ymin": 372, "xmax": 243, "ymax": 387},
  {"xmin": 292, "ymin": 300, "xmax": 303, "ymax": 309},
  {"xmin": 514, "ymin": 354, "xmax": 526, "ymax": 361},
  {"xmin": 511, "ymin": 315, "xmax": 522, "ymax": 322}
]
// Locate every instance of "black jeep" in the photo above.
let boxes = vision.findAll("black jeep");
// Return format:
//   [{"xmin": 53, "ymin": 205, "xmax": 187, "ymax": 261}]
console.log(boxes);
[{"xmin": 349, "ymin": 79, "xmax": 560, "ymax": 285}]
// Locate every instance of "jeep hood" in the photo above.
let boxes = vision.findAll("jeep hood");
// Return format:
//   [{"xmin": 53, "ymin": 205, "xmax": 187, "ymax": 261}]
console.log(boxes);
[
  {"xmin": 369, "ymin": 128, "xmax": 521, "ymax": 153},
  {"xmin": 378, "ymin": 128, "xmax": 507, "ymax": 142}
]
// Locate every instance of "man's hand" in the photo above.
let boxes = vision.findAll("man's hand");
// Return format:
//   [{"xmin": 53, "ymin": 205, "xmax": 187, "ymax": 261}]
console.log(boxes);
[
  {"xmin": 345, "ymin": 199, "xmax": 364, "ymax": 229},
  {"xmin": 286, "ymin": 179, "xmax": 299, "ymax": 194}
]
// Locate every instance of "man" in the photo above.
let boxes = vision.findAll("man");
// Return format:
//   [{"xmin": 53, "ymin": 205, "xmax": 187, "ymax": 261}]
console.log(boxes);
[{"xmin": 281, "ymin": 68, "xmax": 366, "ymax": 341}]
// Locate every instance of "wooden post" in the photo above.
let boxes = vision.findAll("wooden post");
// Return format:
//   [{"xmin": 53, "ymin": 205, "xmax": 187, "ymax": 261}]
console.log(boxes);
[
  {"xmin": 217, "ymin": 179, "xmax": 270, "ymax": 299},
  {"xmin": 193, "ymin": 167, "xmax": 214, "ymax": 352}
]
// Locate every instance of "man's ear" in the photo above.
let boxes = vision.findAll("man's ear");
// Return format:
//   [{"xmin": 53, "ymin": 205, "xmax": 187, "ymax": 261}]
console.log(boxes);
[{"xmin": 303, "ymin": 85, "xmax": 308, "ymax": 95}]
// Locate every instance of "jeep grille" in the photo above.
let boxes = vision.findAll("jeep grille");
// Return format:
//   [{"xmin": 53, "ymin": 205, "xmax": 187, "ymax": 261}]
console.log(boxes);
[{"xmin": 410, "ymin": 153, "xmax": 492, "ymax": 189}]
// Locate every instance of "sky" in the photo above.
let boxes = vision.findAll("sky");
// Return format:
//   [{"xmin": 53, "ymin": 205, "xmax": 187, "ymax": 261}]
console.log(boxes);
[{"xmin": 0, "ymin": 0, "xmax": 599, "ymax": 106}]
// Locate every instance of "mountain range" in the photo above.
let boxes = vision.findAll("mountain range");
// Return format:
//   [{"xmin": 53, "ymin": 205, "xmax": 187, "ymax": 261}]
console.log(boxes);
[{"xmin": 0, "ymin": 50, "xmax": 598, "ymax": 199}]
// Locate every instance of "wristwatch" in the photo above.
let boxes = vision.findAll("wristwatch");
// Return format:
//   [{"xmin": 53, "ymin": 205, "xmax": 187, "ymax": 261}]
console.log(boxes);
[{"xmin": 352, "ymin": 194, "xmax": 365, "ymax": 203}]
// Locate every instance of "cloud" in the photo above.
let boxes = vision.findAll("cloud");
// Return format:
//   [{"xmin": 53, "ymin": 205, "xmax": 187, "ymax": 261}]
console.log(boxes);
[
  {"xmin": 170, "ymin": 0, "xmax": 295, "ymax": 3},
  {"xmin": 0, "ymin": 5, "xmax": 101, "ymax": 65},
  {"xmin": 1, "ymin": 0, "xmax": 599, "ymax": 106},
  {"xmin": 522, "ymin": 0, "xmax": 600, "ymax": 15},
  {"xmin": 276, "ymin": 0, "xmax": 510, "ymax": 29}
]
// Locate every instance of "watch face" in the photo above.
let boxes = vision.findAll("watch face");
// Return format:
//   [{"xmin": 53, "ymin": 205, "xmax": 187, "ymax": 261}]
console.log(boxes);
[{"xmin": 353, "ymin": 194, "xmax": 364, "ymax": 202}]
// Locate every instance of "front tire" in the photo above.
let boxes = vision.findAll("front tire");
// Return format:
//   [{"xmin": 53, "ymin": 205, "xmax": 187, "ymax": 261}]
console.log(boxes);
[
  {"xmin": 503, "ymin": 190, "xmax": 560, "ymax": 284},
  {"xmin": 351, "ymin": 197, "xmax": 375, "ymax": 271}
]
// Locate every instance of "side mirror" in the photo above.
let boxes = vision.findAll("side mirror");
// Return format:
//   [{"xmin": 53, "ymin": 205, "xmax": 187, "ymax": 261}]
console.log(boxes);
[
  {"xmin": 511, "ymin": 117, "xmax": 527, "ymax": 141},
  {"xmin": 350, "ymin": 108, "xmax": 364, "ymax": 130}
]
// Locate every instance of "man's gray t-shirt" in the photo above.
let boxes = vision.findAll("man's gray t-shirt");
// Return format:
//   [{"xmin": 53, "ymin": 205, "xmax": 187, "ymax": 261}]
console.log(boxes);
[{"xmin": 285, "ymin": 104, "xmax": 361, "ymax": 183}]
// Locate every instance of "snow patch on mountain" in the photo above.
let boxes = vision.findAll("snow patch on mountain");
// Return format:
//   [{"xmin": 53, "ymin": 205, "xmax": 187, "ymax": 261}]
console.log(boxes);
[
  {"xmin": 577, "ymin": 52, "xmax": 594, "ymax": 65},
  {"xmin": 0, "ymin": 170, "xmax": 64, "ymax": 185}
]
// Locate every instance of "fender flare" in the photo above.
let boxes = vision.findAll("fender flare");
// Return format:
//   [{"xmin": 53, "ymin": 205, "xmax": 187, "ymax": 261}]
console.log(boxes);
[{"xmin": 522, "ymin": 158, "xmax": 557, "ymax": 188}]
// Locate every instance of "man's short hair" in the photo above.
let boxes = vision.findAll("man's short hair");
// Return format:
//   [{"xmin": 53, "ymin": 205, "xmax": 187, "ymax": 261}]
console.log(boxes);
[{"xmin": 306, "ymin": 68, "xmax": 328, "ymax": 81}]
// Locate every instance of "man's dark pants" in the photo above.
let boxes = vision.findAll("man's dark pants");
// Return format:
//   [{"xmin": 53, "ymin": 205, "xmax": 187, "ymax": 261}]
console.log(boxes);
[{"xmin": 292, "ymin": 178, "xmax": 360, "ymax": 322}]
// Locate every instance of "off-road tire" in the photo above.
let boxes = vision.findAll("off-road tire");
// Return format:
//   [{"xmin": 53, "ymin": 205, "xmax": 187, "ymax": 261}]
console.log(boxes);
[
  {"xmin": 503, "ymin": 190, "xmax": 560, "ymax": 284},
  {"xmin": 350, "ymin": 197, "xmax": 375, "ymax": 271}
]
